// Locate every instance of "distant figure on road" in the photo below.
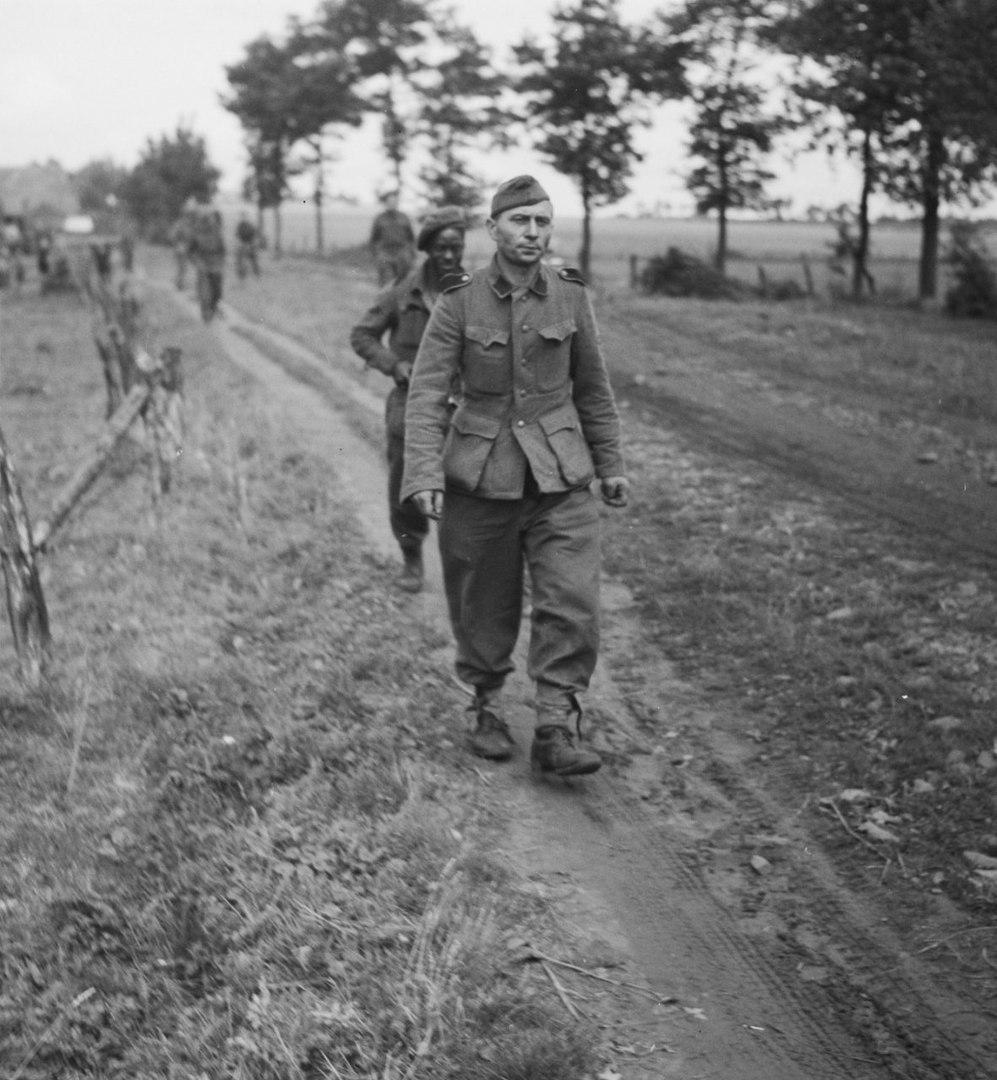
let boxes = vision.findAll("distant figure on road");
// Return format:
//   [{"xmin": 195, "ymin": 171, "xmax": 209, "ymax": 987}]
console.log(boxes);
[
  {"xmin": 235, "ymin": 212, "xmax": 261, "ymax": 279},
  {"xmin": 170, "ymin": 206, "xmax": 195, "ymax": 291},
  {"xmin": 350, "ymin": 205, "xmax": 468, "ymax": 593},
  {"xmin": 402, "ymin": 175, "xmax": 629, "ymax": 777},
  {"xmin": 188, "ymin": 207, "xmax": 226, "ymax": 321},
  {"xmin": 36, "ymin": 230, "xmax": 53, "ymax": 277},
  {"xmin": 368, "ymin": 191, "xmax": 415, "ymax": 286}
]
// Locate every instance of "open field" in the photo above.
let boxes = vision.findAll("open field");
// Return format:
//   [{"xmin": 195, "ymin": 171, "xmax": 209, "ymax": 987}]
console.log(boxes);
[{"xmin": 225, "ymin": 193, "xmax": 997, "ymax": 297}]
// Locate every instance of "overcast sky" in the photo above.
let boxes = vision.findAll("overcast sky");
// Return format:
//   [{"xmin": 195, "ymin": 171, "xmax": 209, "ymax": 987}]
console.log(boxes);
[{"xmin": 0, "ymin": 0, "xmax": 901, "ymax": 218}]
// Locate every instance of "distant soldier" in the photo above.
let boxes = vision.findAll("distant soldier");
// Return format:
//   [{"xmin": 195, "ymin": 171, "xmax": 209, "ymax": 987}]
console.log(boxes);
[
  {"xmin": 188, "ymin": 207, "xmax": 226, "ymax": 321},
  {"xmin": 235, "ymin": 213, "xmax": 261, "ymax": 279},
  {"xmin": 368, "ymin": 191, "xmax": 415, "ymax": 286},
  {"xmin": 350, "ymin": 205, "xmax": 468, "ymax": 592},
  {"xmin": 170, "ymin": 207, "xmax": 194, "ymax": 290},
  {"xmin": 36, "ymin": 230, "xmax": 53, "ymax": 276}
]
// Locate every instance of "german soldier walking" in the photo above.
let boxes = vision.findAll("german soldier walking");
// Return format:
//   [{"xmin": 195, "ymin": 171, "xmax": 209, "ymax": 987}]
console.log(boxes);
[{"xmin": 401, "ymin": 176, "xmax": 629, "ymax": 776}]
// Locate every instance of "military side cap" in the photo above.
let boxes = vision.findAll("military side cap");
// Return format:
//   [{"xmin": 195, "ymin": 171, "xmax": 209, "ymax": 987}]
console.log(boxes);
[
  {"xmin": 416, "ymin": 205, "xmax": 467, "ymax": 251},
  {"xmin": 490, "ymin": 175, "xmax": 551, "ymax": 218}
]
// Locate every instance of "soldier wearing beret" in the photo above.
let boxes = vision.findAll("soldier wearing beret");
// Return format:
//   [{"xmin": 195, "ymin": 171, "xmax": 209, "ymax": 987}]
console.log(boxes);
[
  {"xmin": 402, "ymin": 176, "xmax": 629, "ymax": 776},
  {"xmin": 350, "ymin": 205, "xmax": 468, "ymax": 592}
]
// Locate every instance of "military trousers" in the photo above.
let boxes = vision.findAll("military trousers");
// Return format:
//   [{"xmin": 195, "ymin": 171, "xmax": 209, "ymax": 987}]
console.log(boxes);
[{"xmin": 438, "ymin": 485, "xmax": 601, "ymax": 707}]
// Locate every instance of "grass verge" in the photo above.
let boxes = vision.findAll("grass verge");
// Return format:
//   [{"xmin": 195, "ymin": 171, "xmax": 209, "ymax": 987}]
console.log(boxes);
[{"xmin": 0, "ymin": 283, "xmax": 599, "ymax": 1079}]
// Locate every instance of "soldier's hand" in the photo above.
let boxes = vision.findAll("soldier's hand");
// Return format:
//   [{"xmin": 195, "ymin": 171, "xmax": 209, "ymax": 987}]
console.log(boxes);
[
  {"xmin": 412, "ymin": 489, "xmax": 443, "ymax": 520},
  {"xmin": 599, "ymin": 476, "xmax": 630, "ymax": 508},
  {"xmin": 392, "ymin": 360, "xmax": 413, "ymax": 387}
]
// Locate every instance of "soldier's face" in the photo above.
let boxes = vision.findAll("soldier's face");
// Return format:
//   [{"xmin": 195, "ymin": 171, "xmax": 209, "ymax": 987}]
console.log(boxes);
[
  {"xmin": 427, "ymin": 227, "xmax": 465, "ymax": 277},
  {"xmin": 488, "ymin": 201, "xmax": 554, "ymax": 267}
]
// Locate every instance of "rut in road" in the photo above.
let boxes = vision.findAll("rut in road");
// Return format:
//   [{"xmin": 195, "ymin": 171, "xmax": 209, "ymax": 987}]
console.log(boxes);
[{"xmin": 168, "ymin": 286, "xmax": 992, "ymax": 1080}]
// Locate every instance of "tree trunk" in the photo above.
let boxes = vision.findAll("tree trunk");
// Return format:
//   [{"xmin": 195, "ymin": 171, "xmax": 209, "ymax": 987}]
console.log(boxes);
[
  {"xmin": 579, "ymin": 191, "xmax": 593, "ymax": 281},
  {"xmin": 315, "ymin": 179, "xmax": 324, "ymax": 256},
  {"xmin": 273, "ymin": 204, "xmax": 283, "ymax": 259},
  {"xmin": 852, "ymin": 127, "xmax": 876, "ymax": 299},
  {"xmin": 918, "ymin": 129, "xmax": 945, "ymax": 300},
  {"xmin": 715, "ymin": 152, "xmax": 729, "ymax": 275}
]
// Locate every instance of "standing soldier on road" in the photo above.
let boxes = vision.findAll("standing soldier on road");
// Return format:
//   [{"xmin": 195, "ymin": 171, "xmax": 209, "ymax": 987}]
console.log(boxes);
[
  {"xmin": 235, "ymin": 212, "xmax": 261, "ymax": 279},
  {"xmin": 402, "ymin": 176, "xmax": 629, "ymax": 777},
  {"xmin": 350, "ymin": 206, "xmax": 468, "ymax": 593},
  {"xmin": 188, "ymin": 207, "xmax": 226, "ymax": 321},
  {"xmin": 368, "ymin": 191, "xmax": 415, "ymax": 286},
  {"xmin": 170, "ymin": 200, "xmax": 197, "ymax": 290}
]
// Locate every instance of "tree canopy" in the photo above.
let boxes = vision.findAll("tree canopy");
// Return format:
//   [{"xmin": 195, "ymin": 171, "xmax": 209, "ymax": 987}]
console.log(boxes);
[
  {"xmin": 120, "ymin": 125, "xmax": 220, "ymax": 239},
  {"xmin": 513, "ymin": 0, "xmax": 687, "ymax": 277}
]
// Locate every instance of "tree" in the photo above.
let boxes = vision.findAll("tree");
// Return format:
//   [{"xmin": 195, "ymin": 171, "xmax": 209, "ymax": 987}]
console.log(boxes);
[
  {"xmin": 415, "ymin": 25, "xmax": 513, "ymax": 209},
  {"xmin": 780, "ymin": 0, "xmax": 997, "ymax": 300},
  {"xmin": 224, "ymin": 26, "xmax": 362, "ymax": 254},
  {"xmin": 73, "ymin": 159, "xmax": 130, "ymax": 215},
  {"xmin": 513, "ymin": 0, "xmax": 687, "ymax": 278},
  {"xmin": 120, "ymin": 125, "xmax": 220, "ymax": 239},
  {"xmin": 310, "ymin": 0, "xmax": 438, "ymax": 195},
  {"xmin": 664, "ymin": 0, "xmax": 789, "ymax": 276}
]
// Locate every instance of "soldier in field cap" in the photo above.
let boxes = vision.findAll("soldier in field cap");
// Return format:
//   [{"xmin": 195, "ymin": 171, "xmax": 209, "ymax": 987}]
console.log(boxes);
[
  {"xmin": 350, "ymin": 205, "xmax": 468, "ymax": 592},
  {"xmin": 402, "ymin": 175, "xmax": 629, "ymax": 777}
]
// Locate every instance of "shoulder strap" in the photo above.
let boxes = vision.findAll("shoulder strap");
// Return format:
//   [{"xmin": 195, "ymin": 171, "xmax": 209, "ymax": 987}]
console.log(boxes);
[
  {"xmin": 441, "ymin": 271, "xmax": 472, "ymax": 293},
  {"xmin": 557, "ymin": 266, "xmax": 587, "ymax": 286}
]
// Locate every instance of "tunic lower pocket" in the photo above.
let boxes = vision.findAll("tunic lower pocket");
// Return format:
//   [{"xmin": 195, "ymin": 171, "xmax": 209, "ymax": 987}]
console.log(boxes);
[
  {"xmin": 539, "ymin": 404, "xmax": 594, "ymax": 487},
  {"xmin": 442, "ymin": 409, "xmax": 501, "ymax": 493}
]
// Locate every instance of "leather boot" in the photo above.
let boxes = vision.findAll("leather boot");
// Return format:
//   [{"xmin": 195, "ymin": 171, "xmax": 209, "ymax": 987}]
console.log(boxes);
[
  {"xmin": 395, "ymin": 547, "xmax": 424, "ymax": 593},
  {"xmin": 531, "ymin": 694, "xmax": 601, "ymax": 776},
  {"xmin": 467, "ymin": 689, "xmax": 516, "ymax": 761}
]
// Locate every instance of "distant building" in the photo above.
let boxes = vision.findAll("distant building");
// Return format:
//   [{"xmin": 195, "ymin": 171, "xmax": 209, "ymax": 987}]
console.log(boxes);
[{"xmin": 0, "ymin": 160, "xmax": 78, "ymax": 227}]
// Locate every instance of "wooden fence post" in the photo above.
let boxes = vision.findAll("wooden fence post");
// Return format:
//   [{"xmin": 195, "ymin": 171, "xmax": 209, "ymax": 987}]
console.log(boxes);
[
  {"xmin": 757, "ymin": 265, "xmax": 769, "ymax": 298},
  {"xmin": 0, "ymin": 427, "xmax": 51, "ymax": 685},
  {"xmin": 136, "ymin": 346, "xmax": 185, "ymax": 507},
  {"xmin": 801, "ymin": 253, "xmax": 815, "ymax": 297}
]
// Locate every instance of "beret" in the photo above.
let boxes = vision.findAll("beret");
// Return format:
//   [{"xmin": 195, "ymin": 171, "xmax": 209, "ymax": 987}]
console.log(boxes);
[
  {"xmin": 416, "ymin": 205, "xmax": 467, "ymax": 251},
  {"xmin": 490, "ymin": 175, "xmax": 551, "ymax": 218}
]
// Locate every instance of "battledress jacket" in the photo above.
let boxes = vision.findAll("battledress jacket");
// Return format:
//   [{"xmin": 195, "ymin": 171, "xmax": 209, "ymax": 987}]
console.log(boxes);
[
  {"xmin": 349, "ymin": 262, "xmax": 436, "ymax": 438},
  {"xmin": 401, "ymin": 257, "xmax": 624, "ymax": 503}
]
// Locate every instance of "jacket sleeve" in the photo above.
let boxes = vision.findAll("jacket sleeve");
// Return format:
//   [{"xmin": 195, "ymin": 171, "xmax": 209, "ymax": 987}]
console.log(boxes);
[
  {"xmin": 349, "ymin": 286, "xmax": 401, "ymax": 377},
  {"xmin": 570, "ymin": 290, "xmax": 625, "ymax": 478},
  {"xmin": 400, "ymin": 292, "xmax": 463, "ymax": 500}
]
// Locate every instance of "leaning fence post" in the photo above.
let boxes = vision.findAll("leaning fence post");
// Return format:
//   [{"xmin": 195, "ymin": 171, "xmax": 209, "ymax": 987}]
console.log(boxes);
[
  {"xmin": 32, "ymin": 383, "xmax": 152, "ymax": 553},
  {"xmin": 0, "ymin": 426, "xmax": 51, "ymax": 685}
]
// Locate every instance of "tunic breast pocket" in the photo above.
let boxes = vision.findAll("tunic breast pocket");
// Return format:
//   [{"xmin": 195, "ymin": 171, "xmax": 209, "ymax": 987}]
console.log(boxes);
[
  {"xmin": 462, "ymin": 325, "xmax": 511, "ymax": 395},
  {"xmin": 535, "ymin": 319, "xmax": 575, "ymax": 391}
]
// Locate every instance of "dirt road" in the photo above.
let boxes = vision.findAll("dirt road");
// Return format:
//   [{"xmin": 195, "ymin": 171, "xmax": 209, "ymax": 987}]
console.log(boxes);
[{"xmin": 164, "ymin": 278, "xmax": 994, "ymax": 1080}]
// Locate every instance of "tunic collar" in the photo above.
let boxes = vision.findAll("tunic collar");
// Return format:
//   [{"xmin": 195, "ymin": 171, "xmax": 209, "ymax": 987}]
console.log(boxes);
[{"xmin": 487, "ymin": 256, "xmax": 549, "ymax": 299}]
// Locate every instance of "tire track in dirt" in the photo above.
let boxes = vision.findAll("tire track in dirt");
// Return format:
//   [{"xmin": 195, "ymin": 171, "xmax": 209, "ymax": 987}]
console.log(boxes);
[
  {"xmin": 601, "ymin": 310, "xmax": 997, "ymax": 567},
  {"xmin": 163, "ymin": 286, "xmax": 989, "ymax": 1079}
]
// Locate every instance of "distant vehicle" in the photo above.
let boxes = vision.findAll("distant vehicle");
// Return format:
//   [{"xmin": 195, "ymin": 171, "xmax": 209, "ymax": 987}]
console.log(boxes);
[{"xmin": 62, "ymin": 214, "xmax": 96, "ymax": 236}]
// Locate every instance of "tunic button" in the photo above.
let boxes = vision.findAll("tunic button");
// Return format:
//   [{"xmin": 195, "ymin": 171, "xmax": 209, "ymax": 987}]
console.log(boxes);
[
  {"xmin": 519, "ymin": 389, "xmax": 527, "ymax": 396},
  {"xmin": 516, "ymin": 419, "xmax": 525, "ymax": 427},
  {"xmin": 521, "ymin": 325, "xmax": 529, "ymax": 331}
]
